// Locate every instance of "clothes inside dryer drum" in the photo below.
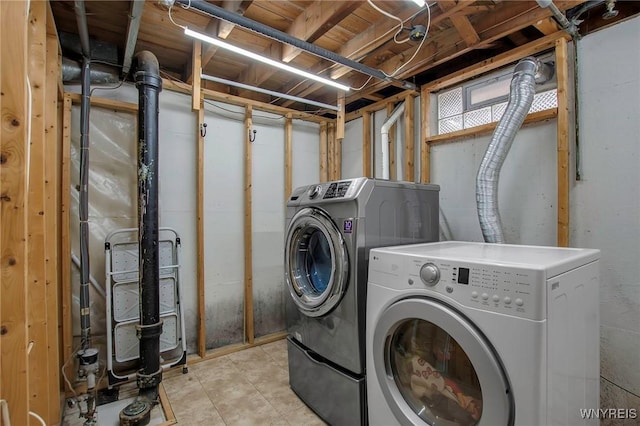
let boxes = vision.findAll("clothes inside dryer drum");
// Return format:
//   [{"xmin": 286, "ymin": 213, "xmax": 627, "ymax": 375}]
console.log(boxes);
[{"xmin": 306, "ymin": 230, "xmax": 332, "ymax": 293}]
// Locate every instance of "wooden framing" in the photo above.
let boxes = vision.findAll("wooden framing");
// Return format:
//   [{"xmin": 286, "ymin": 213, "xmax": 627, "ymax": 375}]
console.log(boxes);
[
  {"xmin": 196, "ymin": 100, "xmax": 206, "ymax": 357},
  {"xmin": 1, "ymin": 2, "xmax": 30, "ymax": 424},
  {"xmin": 362, "ymin": 112, "xmax": 372, "ymax": 177},
  {"xmin": 420, "ymin": 85, "xmax": 431, "ymax": 184},
  {"xmin": 404, "ymin": 94, "xmax": 415, "ymax": 182},
  {"xmin": 320, "ymin": 122, "xmax": 328, "ymax": 182},
  {"xmin": 285, "ymin": 113, "xmax": 293, "ymax": 200},
  {"xmin": 421, "ymin": 33, "xmax": 571, "ymax": 248},
  {"xmin": 61, "ymin": 94, "xmax": 73, "ymax": 389},
  {"xmin": 243, "ymin": 105, "xmax": 254, "ymax": 344},
  {"xmin": 336, "ymin": 92, "xmax": 345, "ymax": 140},
  {"xmin": 44, "ymin": 19, "xmax": 62, "ymax": 426},
  {"xmin": 67, "ymin": 93, "xmax": 138, "ymax": 113},
  {"xmin": 191, "ymin": 40, "xmax": 202, "ymax": 111},
  {"xmin": 555, "ymin": 37, "xmax": 570, "ymax": 247},
  {"xmin": 27, "ymin": 1, "xmax": 50, "ymax": 421}
]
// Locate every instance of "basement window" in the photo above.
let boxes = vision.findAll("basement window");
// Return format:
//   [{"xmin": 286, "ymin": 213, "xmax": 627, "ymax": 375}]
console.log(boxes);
[{"xmin": 436, "ymin": 55, "xmax": 558, "ymax": 135}]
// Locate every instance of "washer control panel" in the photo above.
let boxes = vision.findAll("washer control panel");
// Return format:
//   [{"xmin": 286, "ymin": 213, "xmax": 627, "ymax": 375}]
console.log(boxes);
[{"xmin": 369, "ymin": 252, "xmax": 545, "ymax": 320}]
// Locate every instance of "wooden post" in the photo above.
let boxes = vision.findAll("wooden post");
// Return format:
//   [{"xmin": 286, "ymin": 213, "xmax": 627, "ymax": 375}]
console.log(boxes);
[
  {"xmin": 61, "ymin": 94, "xmax": 73, "ymax": 381},
  {"xmin": 244, "ymin": 106, "xmax": 254, "ymax": 344},
  {"xmin": 319, "ymin": 122, "xmax": 328, "ymax": 182},
  {"xmin": 556, "ymin": 37, "xmax": 570, "ymax": 247},
  {"xmin": 404, "ymin": 94, "xmax": 415, "ymax": 182},
  {"xmin": 197, "ymin": 99, "xmax": 206, "ymax": 357},
  {"xmin": 336, "ymin": 92, "xmax": 345, "ymax": 140},
  {"xmin": 44, "ymin": 30, "xmax": 61, "ymax": 425},
  {"xmin": 27, "ymin": 1, "xmax": 50, "ymax": 421},
  {"xmin": 362, "ymin": 112, "xmax": 372, "ymax": 177},
  {"xmin": 0, "ymin": 1, "xmax": 30, "ymax": 424},
  {"xmin": 420, "ymin": 86, "xmax": 431, "ymax": 183},
  {"xmin": 386, "ymin": 103, "xmax": 396, "ymax": 180},
  {"xmin": 192, "ymin": 40, "xmax": 202, "ymax": 111},
  {"xmin": 285, "ymin": 113, "xmax": 293, "ymax": 199},
  {"xmin": 328, "ymin": 122, "xmax": 336, "ymax": 180}
]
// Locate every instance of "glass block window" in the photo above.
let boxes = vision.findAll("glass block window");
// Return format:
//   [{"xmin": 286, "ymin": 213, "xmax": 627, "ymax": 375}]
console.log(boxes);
[{"xmin": 435, "ymin": 55, "xmax": 558, "ymax": 136}]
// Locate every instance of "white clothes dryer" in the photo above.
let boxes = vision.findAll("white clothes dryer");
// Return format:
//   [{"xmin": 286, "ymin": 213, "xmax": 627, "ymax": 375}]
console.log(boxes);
[{"xmin": 367, "ymin": 241, "xmax": 600, "ymax": 426}]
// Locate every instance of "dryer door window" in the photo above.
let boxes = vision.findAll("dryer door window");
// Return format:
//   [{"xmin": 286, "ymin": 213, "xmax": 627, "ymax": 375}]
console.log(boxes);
[
  {"xmin": 373, "ymin": 298, "xmax": 513, "ymax": 426},
  {"xmin": 285, "ymin": 207, "xmax": 349, "ymax": 317}
]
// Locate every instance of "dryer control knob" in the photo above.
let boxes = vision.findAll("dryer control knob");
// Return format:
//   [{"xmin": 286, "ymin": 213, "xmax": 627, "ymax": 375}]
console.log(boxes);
[
  {"xmin": 308, "ymin": 185, "xmax": 322, "ymax": 199},
  {"xmin": 420, "ymin": 263, "xmax": 440, "ymax": 286}
]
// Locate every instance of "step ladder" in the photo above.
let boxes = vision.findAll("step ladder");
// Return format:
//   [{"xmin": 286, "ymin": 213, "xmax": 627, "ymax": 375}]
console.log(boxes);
[{"xmin": 105, "ymin": 227, "xmax": 188, "ymax": 387}]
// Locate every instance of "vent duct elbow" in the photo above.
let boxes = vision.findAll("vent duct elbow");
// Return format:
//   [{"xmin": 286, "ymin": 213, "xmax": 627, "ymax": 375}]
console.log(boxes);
[{"xmin": 476, "ymin": 57, "xmax": 538, "ymax": 244}]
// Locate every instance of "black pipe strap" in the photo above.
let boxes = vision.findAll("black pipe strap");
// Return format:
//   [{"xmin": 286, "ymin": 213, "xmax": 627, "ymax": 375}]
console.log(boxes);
[
  {"xmin": 134, "ymin": 72, "xmax": 162, "ymax": 90},
  {"xmin": 136, "ymin": 321, "xmax": 163, "ymax": 340},
  {"xmin": 137, "ymin": 368, "xmax": 163, "ymax": 389}
]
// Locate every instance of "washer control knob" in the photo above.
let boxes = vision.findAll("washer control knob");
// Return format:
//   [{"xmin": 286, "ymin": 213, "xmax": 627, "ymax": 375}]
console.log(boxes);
[
  {"xmin": 471, "ymin": 291, "xmax": 479, "ymax": 299},
  {"xmin": 308, "ymin": 185, "xmax": 322, "ymax": 199},
  {"xmin": 492, "ymin": 294, "xmax": 500, "ymax": 302},
  {"xmin": 481, "ymin": 293, "xmax": 489, "ymax": 300},
  {"xmin": 504, "ymin": 297, "xmax": 512, "ymax": 304},
  {"xmin": 419, "ymin": 263, "xmax": 440, "ymax": 286},
  {"xmin": 515, "ymin": 298, "xmax": 524, "ymax": 306}
]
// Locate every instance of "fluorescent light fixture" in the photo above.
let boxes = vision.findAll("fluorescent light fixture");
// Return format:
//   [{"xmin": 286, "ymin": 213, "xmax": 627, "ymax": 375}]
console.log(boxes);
[
  {"xmin": 410, "ymin": 0, "xmax": 426, "ymax": 6},
  {"xmin": 184, "ymin": 28, "xmax": 350, "ymax": 92}
]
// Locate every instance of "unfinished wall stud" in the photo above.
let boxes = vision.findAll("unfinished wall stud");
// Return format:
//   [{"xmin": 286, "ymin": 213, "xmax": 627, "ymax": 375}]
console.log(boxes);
[{"xmin": 244, "ymin": 105, "xmax": 254, "ymax": 344}]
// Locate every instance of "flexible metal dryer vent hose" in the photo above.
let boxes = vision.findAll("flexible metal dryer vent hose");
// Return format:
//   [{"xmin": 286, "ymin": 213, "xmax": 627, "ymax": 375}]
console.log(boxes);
[{"xmin": 476, "ymin": 57, "xmax": 538, "ymax": 243}]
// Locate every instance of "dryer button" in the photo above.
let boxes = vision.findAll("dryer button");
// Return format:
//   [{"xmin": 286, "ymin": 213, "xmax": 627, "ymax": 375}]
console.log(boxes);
[
  {"xmin": 504, "ymin": 297, "xmax": 512, "ymax": 304},
  {"xmin": 481, "ymin": 293, "xmax": 489, "ymax": 300},
  {"xmin": 515, "ymin": 298, "xmax": 524, "ymax": 306},
  {"xmin": 492, "ymin": 294, "xmax": 500, "ymax": 302},
  {"xmin": 471, "ymin": 291, "xmax": 479, "ymax": 299},
  {"xmin": 446, "ymin": 286, "xmax": 453, "ymax": 294}
]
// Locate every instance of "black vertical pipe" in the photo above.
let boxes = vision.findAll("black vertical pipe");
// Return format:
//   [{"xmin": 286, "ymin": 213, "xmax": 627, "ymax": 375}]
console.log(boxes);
[{"xmin": 133, "ymin": 51, "xmax": 163, "ymax": 399}]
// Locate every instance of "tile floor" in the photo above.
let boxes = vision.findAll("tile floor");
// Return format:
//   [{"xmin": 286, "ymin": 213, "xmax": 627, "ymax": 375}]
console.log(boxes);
[{"xmin": 162, "ymin": 339, "xmax": 326, "ymax": 425}]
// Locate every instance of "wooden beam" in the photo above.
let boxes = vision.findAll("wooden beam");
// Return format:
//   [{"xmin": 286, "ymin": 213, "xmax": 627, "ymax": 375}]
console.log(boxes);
[
  {"xmin": 192, "ymin": 40, "xmax": 202, "ymax": 111},
  {"xmin": 336, "ymin": 92, "xmax": 345, "ymax": 140},
  {"xmin": 438, "ymin": 2, "xmax": 480, "ymax": 47},
  {"xmin": 161, "ymin": 78, "xmax": 327, "ymax": 123},
  {"xmin": 243, "ymin": 106, "xmax": 254, "ymax": 344},
  {"xmin": 404, "ymin": 94, "xmax": 415, "ymax": 182},
  {"xmin": 67, "ymin": 92, "xmax": 138, "ymax": 113},
  {"xmin": 555, "ymin": 37, "xmax": 570, "ymax": 247},
  {"xmin": 285, "ymin": 114, "xmax": 293, "ymax": 200},
  {"xmin": 534, "ymin": 17, "xmax": 560, "ymax": 35},
  {"xmin": 346, "ymin": 89, "xmax": 415, "ymax": 122},
  {"xmin": 193, "ymin": 0, "xmax": 253, "ymax": 84},
  {"xmin": 197, "ymin": 100, "xmax": 206, "ymax": 357},
  {"xmin": 362, "ymin": 112, "xmax": 372, "ymax": 178},
  {"xmin": 27, "ymin": 1, "xmax": 51, "ymax": 421},
  {"xmin": 386, "ymin": 103, "xmax": 397, "ymax": 181},
  {"xmin": 420, "ymin": 86, "xmax": 431, "ymax": 184},
  {"xmin": 61, "ymin": 94, "xmax": 73, "ymax": 388},
  {"xmin": 1, "ymin": 1, "xmax": 30, "ymax": 424},
  {"xmin": 282, "ymin": 1, "xmax": 364, "ymax": 63},
  {"xmin": 44, "ymin": 30, "xmax": 61, "ymax": 426},
  {"xmin": 346, "ymin": 1, "xmax": 583, "ymax": 104},
  {"xmin": 428, "ymin": 109, "xmax": 558, "ymax": 144},
  {"xmin": 235, "ymin": 43, "xmax": 281, "ymax": 99},
  {"xmin": 328, "ymin": 123, "xmax": 335, "ymax": 181},
  {"xmin": 425, "ymin": 32, "xmax": 570, "ymax": 92},
  {"xmin": 319, "ymin": 122, "xmax": 328, "ymax": 182},
  {"xmin": 121, "ymin": 0, "xmax": 145, "ymax": 75},
  {"xmin": 330, "ymin": 1, "xmax": 474, "ymax": 80}
]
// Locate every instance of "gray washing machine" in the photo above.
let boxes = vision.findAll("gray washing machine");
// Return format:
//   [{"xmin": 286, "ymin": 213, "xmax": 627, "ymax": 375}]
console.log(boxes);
[{"xmin": 284, "ymin": 178, "xmax": 439, "ymax": 425}]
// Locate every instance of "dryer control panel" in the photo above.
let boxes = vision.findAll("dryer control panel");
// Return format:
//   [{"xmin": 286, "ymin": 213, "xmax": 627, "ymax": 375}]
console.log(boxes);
[{"xmin": 369, "ymin": 251, "xmax": 546, "ymax": 321}]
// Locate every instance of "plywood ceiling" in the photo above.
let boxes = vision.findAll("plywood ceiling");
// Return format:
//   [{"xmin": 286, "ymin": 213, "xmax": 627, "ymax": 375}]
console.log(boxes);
[{"xmin": 50, "ymin": 0, "xmax": 639, "ymax": 113}]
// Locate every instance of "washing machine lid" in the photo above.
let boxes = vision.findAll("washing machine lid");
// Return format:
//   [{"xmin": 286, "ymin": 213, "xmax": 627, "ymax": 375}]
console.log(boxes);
[
  {"xmin": 372, "ymin": 297, "xmax": 514, "ymax": 426},
  {"xmin": 285, "ymin": 207, "xmax": 349, "ymax": 317}
]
